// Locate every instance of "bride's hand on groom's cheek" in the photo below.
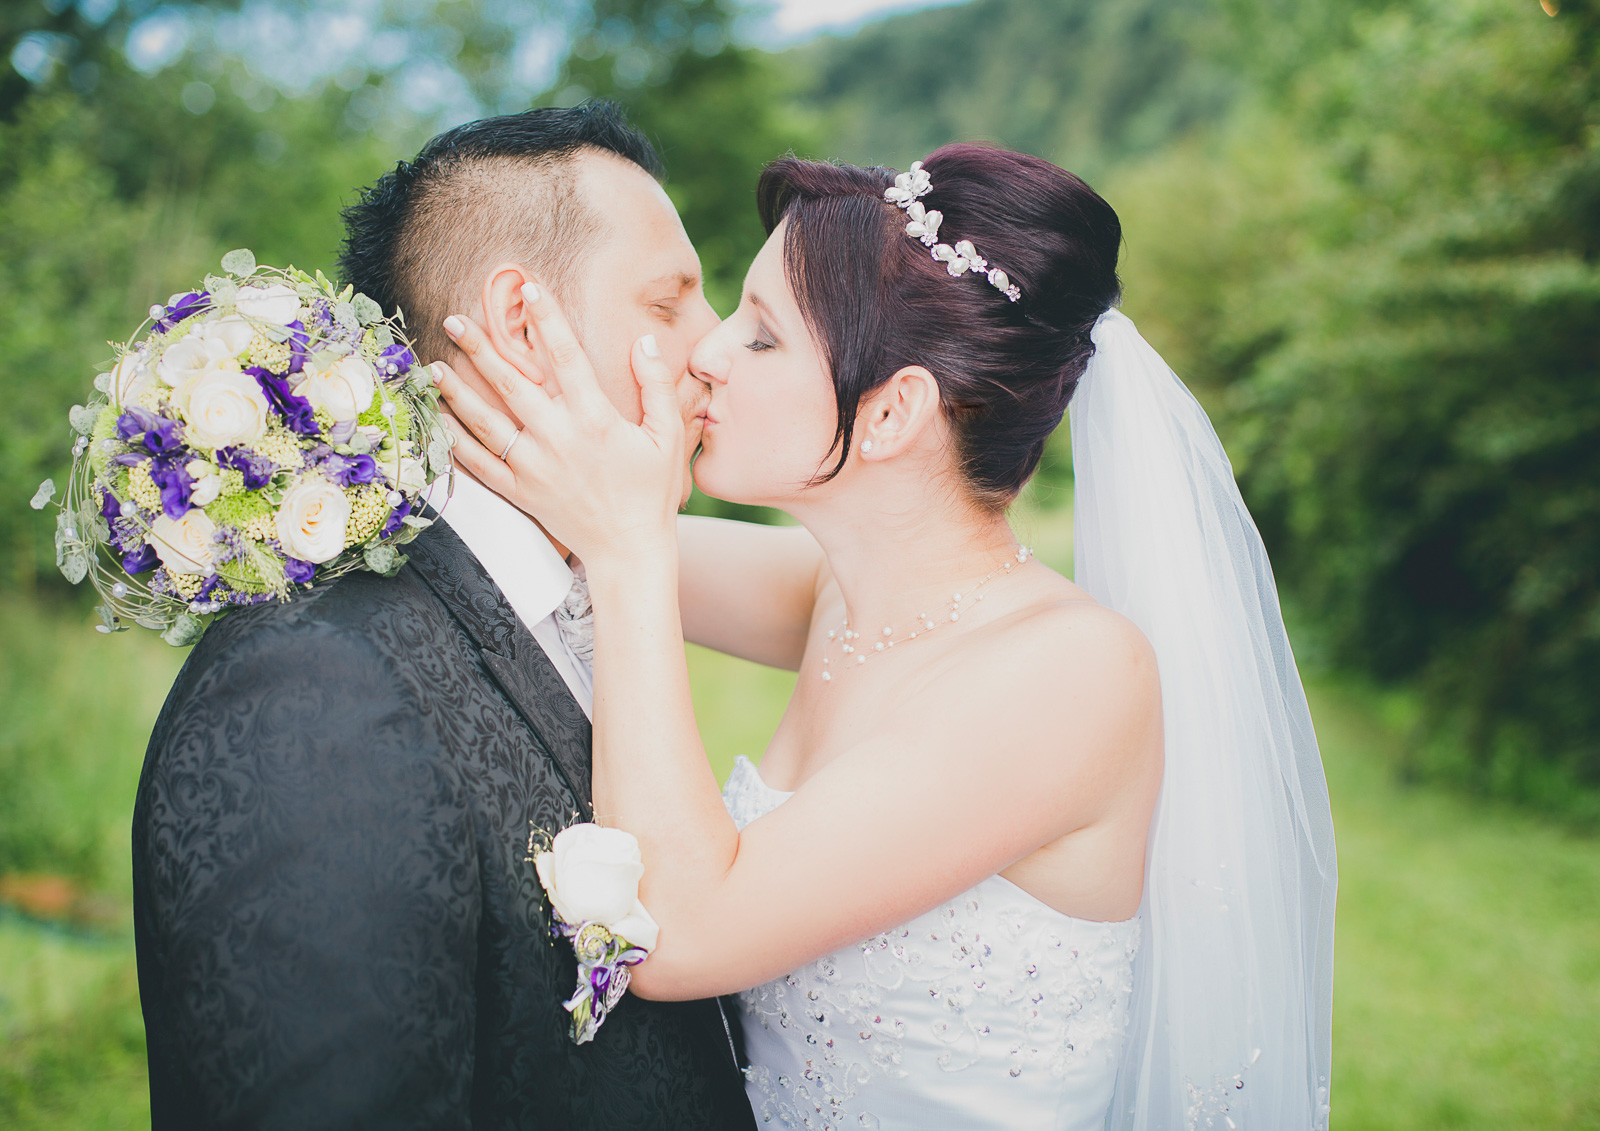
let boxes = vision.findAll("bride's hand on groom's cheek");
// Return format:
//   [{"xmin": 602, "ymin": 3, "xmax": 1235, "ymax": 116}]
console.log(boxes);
[{"xmin": 434, "ymin": 290, "xmax": 687, "ymax": 563}]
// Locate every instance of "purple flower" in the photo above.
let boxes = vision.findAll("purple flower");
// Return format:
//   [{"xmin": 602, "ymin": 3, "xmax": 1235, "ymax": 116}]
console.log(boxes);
[
  {"xmin": 153, "ymin": 291, "xmax": 210, "ymax": 333},
  {"xmin": 380, "ymin": 497, "xmax": 413, "ymax": 538},
  {"xmin": 110, "ymin": 515, "xmax": 145, "ymax": 553},
  {"xmin": 117, "ymin": 406, "xmax": 185, "ymax": 456},
  {"xmin": 319, "ymin": 451, "xmax": 380, "ymax": 487},
  {"xmin": 286, "ymin": 320, "xmax": 309, "ymax": 375},
  {"xmin": 146, "ymin": 456, "xmax": 193, "ymax": 519},
  {"xmin": 377, "ymin": 343, "xmax": 415, "ymax": 379},
  {"xmin": 249, "ymin": 367, "xmax": 319, "ymax": 437},
  {"xmin": 217, "ymin": 445, "xmax": 277, "ymax": 490},
  {"xmin": 121, "ymin": 541, "xmax": 159, "ymax": 575},
  {"xmin": 100, "ymin": 488, "xmax": 122, "ymax": 521},
  {"xmin": 283, "ymin": 556, "xmax": 316, "ymax": 584}
]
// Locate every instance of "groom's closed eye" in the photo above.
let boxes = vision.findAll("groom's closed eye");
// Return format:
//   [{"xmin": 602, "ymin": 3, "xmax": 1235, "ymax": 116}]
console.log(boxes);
[{"xmin": 642, "ymin": 271, "xmax": 701, "ymax": 321}]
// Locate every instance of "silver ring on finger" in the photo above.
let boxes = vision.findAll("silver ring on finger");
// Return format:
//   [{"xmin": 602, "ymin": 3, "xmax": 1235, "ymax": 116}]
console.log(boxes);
[{"xmin": 497, "ymin": 427, "xmax": 522, "ymax": 462}]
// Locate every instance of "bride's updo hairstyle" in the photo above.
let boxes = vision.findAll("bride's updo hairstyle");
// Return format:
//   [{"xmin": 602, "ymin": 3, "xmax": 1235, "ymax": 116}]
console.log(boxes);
[{"xmin": 756, "ymin": 145, "xmax": 1122, "ymax": 509}]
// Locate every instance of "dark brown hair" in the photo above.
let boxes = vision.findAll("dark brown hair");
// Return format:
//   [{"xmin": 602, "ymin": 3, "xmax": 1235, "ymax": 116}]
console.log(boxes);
[
  {"xmin": 338, "ymin": 102, "xmax": 663, "ymax": 365},
  {"xmin": 757, "ymin": 144, "xmax": 1122, "ymax": 509}
]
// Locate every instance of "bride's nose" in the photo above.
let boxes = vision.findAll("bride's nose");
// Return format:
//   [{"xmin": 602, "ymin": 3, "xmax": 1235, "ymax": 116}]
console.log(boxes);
[{"xmin": 688, "ymin": 323, "xmax": 733, "ymax": 387}]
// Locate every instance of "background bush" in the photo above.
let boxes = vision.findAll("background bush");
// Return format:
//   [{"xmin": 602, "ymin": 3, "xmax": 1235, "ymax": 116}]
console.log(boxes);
[{"xmin": 4, "ymin": 0, "xmax": 1597, "ymax": 823}]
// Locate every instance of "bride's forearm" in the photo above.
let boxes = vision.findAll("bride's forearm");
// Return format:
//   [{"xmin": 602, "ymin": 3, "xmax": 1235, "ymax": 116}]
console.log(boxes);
[{"xmin": 585, "ymin": 544, "xmax": 740, "ymax": 921}]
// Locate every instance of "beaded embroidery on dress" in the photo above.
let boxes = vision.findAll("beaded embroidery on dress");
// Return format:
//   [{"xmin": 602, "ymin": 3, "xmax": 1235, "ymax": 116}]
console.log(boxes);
[{"xmin": 722, "ymin": 756, "xmax": 1140, "ymax": 1131}]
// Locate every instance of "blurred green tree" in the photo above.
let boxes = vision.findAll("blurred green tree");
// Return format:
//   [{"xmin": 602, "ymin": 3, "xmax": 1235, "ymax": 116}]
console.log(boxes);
[
  {"xmin": 544, "ymin": 0, "xmax": 814, "ymax": 311},
  {"xmin": 1110, "ymin": 0, "xmax": 1600, "ymax": 810}
]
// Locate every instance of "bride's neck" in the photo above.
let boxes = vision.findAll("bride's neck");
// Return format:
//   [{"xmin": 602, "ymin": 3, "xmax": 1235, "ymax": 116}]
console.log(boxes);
[{"xmin": 798, "ymin": 492, "xmax": 1020, "ymax": 634}]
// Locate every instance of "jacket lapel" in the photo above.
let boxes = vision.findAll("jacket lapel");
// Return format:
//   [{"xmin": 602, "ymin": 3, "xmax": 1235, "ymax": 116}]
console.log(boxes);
[{"xmin": 406, "ymin": 522, "xmax": 595, "ymax": 820}]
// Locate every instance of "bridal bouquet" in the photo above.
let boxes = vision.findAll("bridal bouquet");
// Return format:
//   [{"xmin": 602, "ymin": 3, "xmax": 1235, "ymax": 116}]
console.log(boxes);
[
  {"xmin": 529, "ymin": 822, "xmax": 660, "ymax": 1044},
  {"xmin": 31, "ymin": 250, "xmax": 451, "ymax": 646}
]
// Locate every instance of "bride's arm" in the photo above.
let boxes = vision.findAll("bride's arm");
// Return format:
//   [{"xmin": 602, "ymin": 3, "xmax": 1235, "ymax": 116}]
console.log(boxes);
[
  {"xmin": 435, "ymin": 300, "xmax": 1160, "ymax": 1001},
  {"xmin": 677, "ymin": 515, "xmax": 825, "ymax": 670},
  {"xmin": 587, "ymin": 545, "xmax": 1157, "ymax": 1000}
]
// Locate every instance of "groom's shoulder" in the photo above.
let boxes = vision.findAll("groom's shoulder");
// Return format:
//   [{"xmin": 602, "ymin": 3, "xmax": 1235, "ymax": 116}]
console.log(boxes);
[
  {"xmin": 214, "ymin": 557, "xmax": 438, "ymax": 650},
  {"xmin": 157, "ymin": 545, "xmax": 460, "ymax": 724}
]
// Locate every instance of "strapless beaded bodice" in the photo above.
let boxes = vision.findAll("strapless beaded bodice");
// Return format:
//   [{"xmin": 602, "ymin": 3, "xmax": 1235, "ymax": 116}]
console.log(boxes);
[{"xmin": 721, "ymin": 756, "xmax": 1140, "ymax": 1131}]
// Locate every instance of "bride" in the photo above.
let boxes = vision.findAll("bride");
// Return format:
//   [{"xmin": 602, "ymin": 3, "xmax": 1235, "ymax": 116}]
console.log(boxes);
[{"xmin": 435, "ymin": 145, "xmax": 1336, "ymax": 1130}]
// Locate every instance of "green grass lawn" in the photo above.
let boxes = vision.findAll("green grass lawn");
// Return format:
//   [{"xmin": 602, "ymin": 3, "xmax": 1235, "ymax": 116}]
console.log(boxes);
[{"xmin": 3, "ymin": 573, "xmax": 1598, "ymax": 1128}]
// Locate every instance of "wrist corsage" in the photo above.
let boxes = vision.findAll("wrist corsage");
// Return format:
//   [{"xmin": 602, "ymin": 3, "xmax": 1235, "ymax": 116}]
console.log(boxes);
[{"xmin": 530, "ymin": 822, "xmax": 660, "ymax": 1044}]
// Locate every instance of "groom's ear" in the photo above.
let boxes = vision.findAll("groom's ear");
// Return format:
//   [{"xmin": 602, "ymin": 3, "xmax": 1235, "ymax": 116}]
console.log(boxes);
[{"xmin": 480, "ymin": 263, "xmax": 553, "ymax": 374}]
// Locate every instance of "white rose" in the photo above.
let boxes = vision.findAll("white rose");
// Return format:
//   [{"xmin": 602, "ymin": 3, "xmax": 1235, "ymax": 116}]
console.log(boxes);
[
  {"xmin": 186, "ymin": 460, "xmax": 223, "ymax": 507},
  {"xmin": 189, "ymin": 474, "xmax": 222, "ymax": 508},
  {"xmin": 200, "ymin": 315, "xmax": 255, "ymax": 357},
  {"xmin": 148, "ymin": 509, "xmax": 217, "ymax": 576},
  {"xmin": 390, "ymin": 454, "xmax": 428, "ymax": 495},
  {"xmin": 301, "ymin": 355, "xmax": 377, "ymax": 422},
  {"xmin": 609, "ymin": 900, "xmax": 660, "ymax": 952},
  {"xmin": 183, "ymin": 368, "xmax": 269, "ymax": 449},
  {"xmin": 534, "ymin": 824, "xmax": 657, "ymax": 947},
  {"xmin": 234, "ymin": 283, "xmax": 302, "ymax": 325},
  {"xmin": 276, "ymin": 477, "xmax": 350, "ymax": 564},
  {"xmin": 110, "ymin": 352, "xmax": 154, "ymax": 406},
  {"xmin": 156, "ymin": 333, "xmax": 231, "ymax": 388}
]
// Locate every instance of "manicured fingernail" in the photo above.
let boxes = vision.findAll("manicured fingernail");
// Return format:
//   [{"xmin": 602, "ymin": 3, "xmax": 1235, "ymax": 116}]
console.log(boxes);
[
  {"xmin": 640, "ymin": 333, "xmax": 660, "ymax": 359},
  {"xmin": 443, "ymin": 315, "xmax": 465, "ymax": 337},
  {"xmin": 521, "ymin": 282, "xmax": 541, "ymax": 304},
  {"xmin": 431, "ymin": 362, "xmax": 447, "ymax": 382}
]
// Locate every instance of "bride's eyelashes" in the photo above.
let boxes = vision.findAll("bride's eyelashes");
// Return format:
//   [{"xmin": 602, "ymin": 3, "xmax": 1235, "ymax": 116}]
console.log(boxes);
[{"xmin": 744, "ymin": 320, "xmax": 778, "ymax": 353}]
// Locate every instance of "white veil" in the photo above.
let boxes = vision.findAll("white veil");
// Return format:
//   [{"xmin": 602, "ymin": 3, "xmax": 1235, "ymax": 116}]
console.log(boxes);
[{"xmin": 1070, "ymin": 310, "xmax": 1337, "ymax": 1130}]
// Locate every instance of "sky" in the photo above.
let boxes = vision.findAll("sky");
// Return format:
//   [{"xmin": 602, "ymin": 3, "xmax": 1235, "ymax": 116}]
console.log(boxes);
[{"xmin": 755, "ymin": 0, "xmax": 971, "ymax": 44}]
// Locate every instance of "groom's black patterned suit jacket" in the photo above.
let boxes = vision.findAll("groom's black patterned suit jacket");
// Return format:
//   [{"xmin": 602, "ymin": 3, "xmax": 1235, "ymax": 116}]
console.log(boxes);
[{"xmin": 132, "ymin": 521, "xmax": 755, "ymax": 1130}]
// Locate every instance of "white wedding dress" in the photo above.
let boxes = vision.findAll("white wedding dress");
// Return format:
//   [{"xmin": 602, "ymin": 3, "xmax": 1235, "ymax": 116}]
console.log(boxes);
[{"xmin": 722, "ymin": 755, "xmax": 1140, "ymax": 1131}]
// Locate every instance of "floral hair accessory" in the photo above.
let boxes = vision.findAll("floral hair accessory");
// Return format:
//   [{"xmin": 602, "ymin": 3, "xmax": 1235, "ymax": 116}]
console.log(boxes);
[
  {"xmin": 884, "ymin": 161, "xmax": 1022, "ymax": 303},
  {"xmin": 31, "ymin": 249, "xmax": 451, "ymax": 645},
  {"xmin": 528, "ymin": 821, "xmax": 659, "ymax": 1044}
]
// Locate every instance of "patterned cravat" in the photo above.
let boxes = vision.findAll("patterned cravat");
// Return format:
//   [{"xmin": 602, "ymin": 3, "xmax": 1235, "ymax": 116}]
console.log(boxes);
[{"xmin": 553, "ymin": 562, "xmax": 594, "ymax": 667}]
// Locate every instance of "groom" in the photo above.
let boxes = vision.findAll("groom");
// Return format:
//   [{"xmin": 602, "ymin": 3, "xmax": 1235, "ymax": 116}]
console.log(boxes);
[{"xmin": 131, "ymin": 103, "xmax": 751, "ymax": 1129}]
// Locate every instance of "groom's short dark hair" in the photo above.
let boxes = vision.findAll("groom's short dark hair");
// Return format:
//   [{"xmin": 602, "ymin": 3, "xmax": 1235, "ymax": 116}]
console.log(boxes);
[{"xmin": 339, "ymin": 101, "xmax": 663, "ymax": 364}]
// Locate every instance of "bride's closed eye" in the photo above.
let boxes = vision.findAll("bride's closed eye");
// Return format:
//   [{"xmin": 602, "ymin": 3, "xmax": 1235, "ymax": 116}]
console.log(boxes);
[{"xmin": 744, "ymin": 321, "xmax": 778, "ymax": 353}]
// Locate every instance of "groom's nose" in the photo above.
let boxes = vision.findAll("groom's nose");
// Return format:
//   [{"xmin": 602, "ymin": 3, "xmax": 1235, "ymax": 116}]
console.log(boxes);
[{"xmin": 682, "ymin": 291, "xmax": 721, "ymax": 352}]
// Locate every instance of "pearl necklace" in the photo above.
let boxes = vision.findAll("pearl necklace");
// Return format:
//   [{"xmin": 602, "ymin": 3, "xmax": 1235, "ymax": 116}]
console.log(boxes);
[{"xmin": 820, "ymin": 545, "xmax": 1032, "ymax": 682}]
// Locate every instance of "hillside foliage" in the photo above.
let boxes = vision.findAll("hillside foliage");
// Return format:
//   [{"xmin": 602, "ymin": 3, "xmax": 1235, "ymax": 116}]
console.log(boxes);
[
  {"xmin": 6, "ymin": 0, "xmax": 1597, "ymax": 808},
  {"xmin": 805, "ymin": 0, "xmax": 1600, "ymax": 810}
]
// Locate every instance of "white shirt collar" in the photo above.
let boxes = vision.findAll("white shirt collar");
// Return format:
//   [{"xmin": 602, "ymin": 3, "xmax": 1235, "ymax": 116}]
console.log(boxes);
[{"xmin": 428, "ymin": 472, "xmax": 573, "ymax": 631}]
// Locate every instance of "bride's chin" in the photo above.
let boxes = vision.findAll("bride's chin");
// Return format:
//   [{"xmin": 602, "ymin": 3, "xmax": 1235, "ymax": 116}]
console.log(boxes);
[{"xmin": 691, "ymin": 451, "xmax": 754, "ymax": 509}]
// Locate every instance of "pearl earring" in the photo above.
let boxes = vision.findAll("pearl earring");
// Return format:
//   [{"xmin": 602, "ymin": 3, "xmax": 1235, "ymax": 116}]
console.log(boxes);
[{"xmin": 860, "ymin": 439, "xmax": 874, "ymax": 454}]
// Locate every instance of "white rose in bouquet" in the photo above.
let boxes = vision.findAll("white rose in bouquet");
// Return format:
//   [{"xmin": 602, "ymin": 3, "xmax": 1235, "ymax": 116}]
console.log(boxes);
[
  {"xmin": 276, "ymin": 477, "xmax": 350, "ymax": 563},
  {"xmin": 201, "ymin": 315, "xmax": 255, "ymax": 357},
  {"xmin": 185, "ymin": 459, "xmax": 223, "ymax": 507},
  {"xmin": 149, "ymin": 509, "xmax": 217, "ymax": 575},
  {"xmin": 535, "ymin": 823, "xmax": 659, "ymax": 949},
  {"xmin": 302, "ymin": 355, "xmax": 377, "ymax": 422},
  {"xmin": 391, "ymin": 454, "xmax": 428, "ymax": 495},
  {"xmin": 156, "ymin": 316, "xmax": 253, "ymax": 390},
  {"xmin": 183, "ymin": 369, "xmax": 270, "ymax": 449},
  {"xmin": 157, "ymin": 335, "xmax": 228, "ymax": 389},
  {"xmin": 235, "ymin": 283, "xmax": 302, "ymax": 325},
  {"xmin": 110, "ymin": 351, "xmax": 155, "ymax": 406}
]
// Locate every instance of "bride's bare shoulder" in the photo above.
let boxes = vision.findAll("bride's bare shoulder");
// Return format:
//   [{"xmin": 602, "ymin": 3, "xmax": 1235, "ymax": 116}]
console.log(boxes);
[{"xmin": 976, "ymin": 587, "xmax": 1161, "ymax": 738}]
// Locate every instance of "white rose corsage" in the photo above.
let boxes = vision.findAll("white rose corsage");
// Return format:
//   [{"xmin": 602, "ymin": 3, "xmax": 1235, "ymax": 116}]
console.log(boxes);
[
  {"xmin": 529, "ymin": 822, "xmax": 660, "ymax": 1044},
  {"xmin": 30, "ymin": 249, "xmax": 451, "ymax": 646}
]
